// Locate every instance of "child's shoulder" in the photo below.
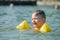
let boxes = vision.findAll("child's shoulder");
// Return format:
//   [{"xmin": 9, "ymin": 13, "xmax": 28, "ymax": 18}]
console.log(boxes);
[{"xmin": 40, "ymin": 23, "xmax": 52, "ymax": 32}]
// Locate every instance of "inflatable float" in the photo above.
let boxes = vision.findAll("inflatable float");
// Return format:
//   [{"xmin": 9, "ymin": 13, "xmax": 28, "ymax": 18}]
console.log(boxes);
[
  {"xmin": 16, "ymin": 20, "xmax": 30, "ymax": 30},
  {"xmin": 40, "ymin": 23, "xmax": 52, "ymax": 32},
  {"xmin": 16, "ymin": 20, "xmax": 52, "ymax": 32}
]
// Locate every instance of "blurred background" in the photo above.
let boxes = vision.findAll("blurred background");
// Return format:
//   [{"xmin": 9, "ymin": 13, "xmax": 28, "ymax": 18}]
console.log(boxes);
[{"xmin": 0, "ymin": 0, "xmax": 60, "ymax": 40}]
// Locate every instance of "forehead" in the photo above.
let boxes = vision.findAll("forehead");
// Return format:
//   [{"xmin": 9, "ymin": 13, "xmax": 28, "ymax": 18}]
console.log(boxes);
[{"xmin": 32, "ymin": 13, "xmax": 39, "ymax": 18}]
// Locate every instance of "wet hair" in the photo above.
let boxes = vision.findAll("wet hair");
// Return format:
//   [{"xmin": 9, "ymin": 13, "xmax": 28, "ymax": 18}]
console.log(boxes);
[{"xmin": 34, "ymin": 10, "xmax": 46, "ymax": 18}]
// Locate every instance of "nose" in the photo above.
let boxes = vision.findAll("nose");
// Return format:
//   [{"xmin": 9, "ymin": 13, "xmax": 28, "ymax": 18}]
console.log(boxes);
[
  {"xmin": 32, "ymin": 19, "xmax": 35, "ymax": 23},
  {"xmin": 32, "ymin": 19, "xmax": 38, "ymax": 23}
]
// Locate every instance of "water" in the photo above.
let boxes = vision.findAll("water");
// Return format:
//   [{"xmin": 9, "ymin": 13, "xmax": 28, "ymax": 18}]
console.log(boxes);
[{"xmin": 0, "ymin": 5, "xmax": 60, "ymax": 40}]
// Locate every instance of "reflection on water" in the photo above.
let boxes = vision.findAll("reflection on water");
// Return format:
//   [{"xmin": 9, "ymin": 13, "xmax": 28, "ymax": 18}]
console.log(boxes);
[{"xmin": 0, "ymin": 5, "xmax": 60, "ymax": 40}]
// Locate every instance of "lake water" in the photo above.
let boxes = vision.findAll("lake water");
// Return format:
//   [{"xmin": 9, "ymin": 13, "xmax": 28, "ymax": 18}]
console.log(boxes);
[{"xmin": 0, "ymin": 5, "xmax": 60, "ymax": 40}]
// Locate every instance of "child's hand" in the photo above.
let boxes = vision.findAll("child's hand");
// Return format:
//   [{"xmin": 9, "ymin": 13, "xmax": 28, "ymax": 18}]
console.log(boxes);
[
  {"xmin": 33, "ymin": 28, "xmax": 40, "ymax": 32},
  {"xmin": 33, "ymin": 28, "xmax": 39, "ymax": 31}
]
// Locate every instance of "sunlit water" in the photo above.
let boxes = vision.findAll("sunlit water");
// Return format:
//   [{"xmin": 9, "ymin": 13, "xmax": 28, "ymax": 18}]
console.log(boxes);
[{"xmin": 0, "ymin": 5, "xmax": 60, "ymax": 40}]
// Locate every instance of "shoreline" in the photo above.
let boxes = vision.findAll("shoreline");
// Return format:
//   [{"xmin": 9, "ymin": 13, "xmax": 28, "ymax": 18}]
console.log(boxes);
[{"xmin": 37, "ymin": 1, "xmax": 60, "ymax": 6}]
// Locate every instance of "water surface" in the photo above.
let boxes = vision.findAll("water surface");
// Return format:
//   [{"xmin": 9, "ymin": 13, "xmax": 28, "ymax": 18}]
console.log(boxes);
[{"xmin": 0, "ymin": 5, "xmax": 60, "ymax": 40}]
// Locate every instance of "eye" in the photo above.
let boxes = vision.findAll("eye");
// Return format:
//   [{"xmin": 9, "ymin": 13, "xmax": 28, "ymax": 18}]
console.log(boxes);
[{"xmin": 35, "ymin": 20, "xmax": 38, "ymax": 22}]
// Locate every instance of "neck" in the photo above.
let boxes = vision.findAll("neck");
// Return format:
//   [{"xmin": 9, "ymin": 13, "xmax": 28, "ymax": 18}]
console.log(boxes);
[{"xmin": 34, "ymin": 26, "xmax": 42, "ymax": 30}]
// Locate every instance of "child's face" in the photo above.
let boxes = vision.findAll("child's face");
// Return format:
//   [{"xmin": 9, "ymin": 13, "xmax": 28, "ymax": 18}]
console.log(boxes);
[{"xmin": 32, "ymin": 13, "xmax": 45, "ymax": 28}]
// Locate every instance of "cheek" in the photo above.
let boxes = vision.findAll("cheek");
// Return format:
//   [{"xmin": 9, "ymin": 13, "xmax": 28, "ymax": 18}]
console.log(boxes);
[
  {"xmin": 38, "ymin": 20, "xmax": 44, "ymax": 24},
  {"xmin": 32, "ymin": 19, "xmax": 38, "ymax": 23},
  {"xmin": 35, "ymin": 19, "xmax": 38, "ymax": 22},
  {"xmin": 37, "ymin": 20, "xmax": 42, "ymax": 24}
]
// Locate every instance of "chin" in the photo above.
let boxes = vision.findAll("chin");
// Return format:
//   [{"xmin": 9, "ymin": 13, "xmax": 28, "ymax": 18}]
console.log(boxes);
[{"xmin": 33, "ymin": 25, "xmax": 37, "ymax": 27}]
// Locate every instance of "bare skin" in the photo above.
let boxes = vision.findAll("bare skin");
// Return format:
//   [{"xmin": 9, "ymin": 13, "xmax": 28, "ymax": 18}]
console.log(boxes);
[{"xmin": 32, "ymin": 13, "xmax": 46, "ymax": 31}]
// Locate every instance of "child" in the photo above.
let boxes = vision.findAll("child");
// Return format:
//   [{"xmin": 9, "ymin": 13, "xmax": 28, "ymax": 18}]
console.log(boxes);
[
  {"xmin": 32, "ymin": 10, "xmax": 51, "ymax": 32},
  {"xmin": 16, "ymin": 10, "xmax": 51, "ymax": 32}
]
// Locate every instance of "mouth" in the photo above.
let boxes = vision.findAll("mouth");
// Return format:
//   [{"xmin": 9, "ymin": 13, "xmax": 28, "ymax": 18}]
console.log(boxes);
[
  {"xmin": 33, "ymin": 22, "xmax": 37, "ymax": 25},
  {"xmin": 33, "ymin": 23, "xmax": 37, "ymax": 27}
]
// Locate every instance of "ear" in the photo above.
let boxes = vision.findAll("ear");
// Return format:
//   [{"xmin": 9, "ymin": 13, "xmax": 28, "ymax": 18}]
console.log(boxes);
[{"xmin": 42, "ymin": 18, "xmax": 46, "ymax": 22}]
